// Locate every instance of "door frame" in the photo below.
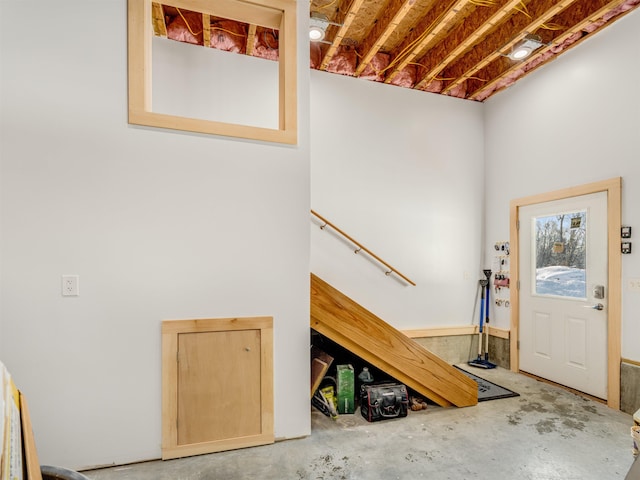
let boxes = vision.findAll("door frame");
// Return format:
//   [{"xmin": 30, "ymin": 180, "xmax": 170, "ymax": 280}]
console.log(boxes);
[{"xmin": 509, "ymin": 177, "xmax": 622, "ymax": 409}]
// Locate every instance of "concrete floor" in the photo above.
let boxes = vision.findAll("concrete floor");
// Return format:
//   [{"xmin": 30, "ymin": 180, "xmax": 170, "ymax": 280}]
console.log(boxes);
[{"xmin": 84, "ymin": 366, "xmax": 637, "ymax": 480}]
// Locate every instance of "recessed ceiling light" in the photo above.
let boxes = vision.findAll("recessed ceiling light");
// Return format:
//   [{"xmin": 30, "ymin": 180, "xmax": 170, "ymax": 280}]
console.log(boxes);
[
  {"xmin": 309, "ymin": 25, "xmax": 325, "ymax": 41},
  {"xmin": 507, "ymin": 34, "xmax": 545, "ymax": 61},
  {"xmin": 309, "ymin": 13, "xmax": 329, "ymax": 42}
]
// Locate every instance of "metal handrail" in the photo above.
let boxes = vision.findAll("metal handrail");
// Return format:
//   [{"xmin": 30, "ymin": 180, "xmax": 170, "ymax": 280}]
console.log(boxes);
[{"xmin": 311, "ymin": 210, "xmax": 416, "ymax": 286}]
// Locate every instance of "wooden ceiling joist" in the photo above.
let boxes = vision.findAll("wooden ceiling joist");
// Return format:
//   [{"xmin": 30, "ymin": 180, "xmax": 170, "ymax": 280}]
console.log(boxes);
[
  {"xmin": 152, "ymin": 2, "xmax": 168, "ymax": 37},
  {"xmin": 319, "ymin": 0, "xmax": 367, "ymax": 71},
  {"xmin": 246, "ymin": 23, "xmax": 257, "ymax": 56},
  {"xmin": 435, "ymin": 0, "xmax": 582, "ymax": 95},
  {"xmin": 353, "ymin": 0, "xmax": 418, "ymax": 77},
  {"xmin": 412, "ymin": 0, "xmax": 525, "ymax": 91},
  {"xmin": 383, "ymin": 0, "xmax": 472, "ymax": 85},
  {"xmin": 202, "ymin": 13, "xmax": 211, "ymax": 47},
  {"xmin": 468, "ymin": 0, "xmax": 632, "ymax": 100}
]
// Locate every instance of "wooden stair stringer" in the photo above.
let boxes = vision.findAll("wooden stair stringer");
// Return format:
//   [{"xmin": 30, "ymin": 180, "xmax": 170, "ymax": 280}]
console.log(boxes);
[{"xmin": 310, "ymin": 274, "xmax": 478, "ymax": 408}]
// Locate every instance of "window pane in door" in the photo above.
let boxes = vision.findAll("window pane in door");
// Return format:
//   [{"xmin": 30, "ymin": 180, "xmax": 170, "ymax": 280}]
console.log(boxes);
[{"xmin": 533, "ymin": 211, "xmax": 587, "ymax": 299}]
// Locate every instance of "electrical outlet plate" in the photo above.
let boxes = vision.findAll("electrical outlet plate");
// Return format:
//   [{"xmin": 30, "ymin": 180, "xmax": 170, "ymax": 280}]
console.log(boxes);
[{"xmin": 62, "ymin": 275, "xmax": 79, "ymax": 296}]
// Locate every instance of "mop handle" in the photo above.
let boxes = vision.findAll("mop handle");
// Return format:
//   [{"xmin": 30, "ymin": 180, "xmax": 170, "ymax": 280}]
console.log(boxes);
[
  {"xmin": 479, "ymin": 283, "xmax": 485, "ymax": 333},
  {"xmin": 485, "ymin": 280, "xmax": 490, "ymax": 325}
]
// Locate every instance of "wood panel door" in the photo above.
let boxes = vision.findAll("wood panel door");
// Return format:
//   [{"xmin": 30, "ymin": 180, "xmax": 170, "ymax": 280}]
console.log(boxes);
[{"xmin": 162, "ymin": 317, "xmax": 273, "ymax": 460}]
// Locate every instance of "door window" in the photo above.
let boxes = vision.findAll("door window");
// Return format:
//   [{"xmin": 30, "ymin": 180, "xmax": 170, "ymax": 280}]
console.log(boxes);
[{"xmin": 533, "ymin": 210, "xmax": 587, "ymax": 299}]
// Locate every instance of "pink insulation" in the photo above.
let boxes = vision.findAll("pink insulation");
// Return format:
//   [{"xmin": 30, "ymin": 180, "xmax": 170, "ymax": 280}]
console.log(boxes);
[
  {"xmin": 359, "ymin": 53, "xmax": 390, "ymax": 82},
  {"xmin": 253, "ymin": 30, "xmax": 279, "ymax": 61},
  {"xmin": 166, "ymin": 11, "xmax": 203, "ymax": 45},
  {"xmin": 325, "ymin": 45, "xmax": 357, "ymax": 76},
  {"xmin": 210, "ymin": 20, "xmax": 246, "ymax": 52},
  {"xmin": 418, "ymin": 79, "xmax": 444, "ymax": 94},
  {"xmin": 310, "ymin": 43, "xmax": 323, "ymax": 69},
  {"xmin": 389, "ymin": 65, "xmax": 417, "ymax": 88},
  {"xmin": 446, "ymin": 82, "xmax": 467, "ymax": 99}
]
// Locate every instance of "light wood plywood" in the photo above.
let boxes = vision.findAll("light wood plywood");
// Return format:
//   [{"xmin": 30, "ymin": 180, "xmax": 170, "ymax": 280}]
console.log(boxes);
[
  {"xmin": 310, "ymin": 274, "xmax": 477, "ymax": 407},
  {"xmin": 162, "ymin": 317, "xmax": 273, "ymax": 459}
]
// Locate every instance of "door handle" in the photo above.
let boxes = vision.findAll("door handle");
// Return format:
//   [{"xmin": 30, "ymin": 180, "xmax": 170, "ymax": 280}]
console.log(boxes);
[{"xmin": 584, "ymin": 303, "xmax": 604, "ymax": 311}]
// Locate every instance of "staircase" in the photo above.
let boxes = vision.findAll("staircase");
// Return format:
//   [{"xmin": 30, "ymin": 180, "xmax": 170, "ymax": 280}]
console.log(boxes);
[{"xmin": 310, "ymin": 273, "xmax": 478, "ymax": 407}]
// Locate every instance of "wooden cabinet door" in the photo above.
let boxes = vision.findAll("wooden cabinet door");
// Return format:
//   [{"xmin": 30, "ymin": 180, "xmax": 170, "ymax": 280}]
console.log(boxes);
[{"xmin": 162, "ymin": 317, "xmax": 273, "ymax": 460}]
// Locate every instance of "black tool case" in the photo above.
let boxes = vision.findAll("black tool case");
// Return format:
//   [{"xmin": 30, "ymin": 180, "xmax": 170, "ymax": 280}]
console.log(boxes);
[{"xmin": 360, "ymin": 382, "xmax": 409, "ymax": 422}]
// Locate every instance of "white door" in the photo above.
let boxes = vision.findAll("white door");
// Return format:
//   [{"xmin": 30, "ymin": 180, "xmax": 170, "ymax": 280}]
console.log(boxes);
[{"xmin": 519, "ymin": 191, "xmax": 608, "ymax": 399}]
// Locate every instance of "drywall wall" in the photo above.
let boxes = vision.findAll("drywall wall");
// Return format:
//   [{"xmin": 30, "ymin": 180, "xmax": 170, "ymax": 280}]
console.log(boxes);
[
  {"xmin": 152, "ymin": 36, "xmax": 279, "ymax": 129},
  {"xmin": 310, "ymin": 71, "xmax": 485, "ymax": 330},
  {"xmin": 0, "ymin": 0, "xmax": 310, "ymax": 469},
  {"xmin": 484, "ymin": 9, "xmax": 640, "ymax": 362}
]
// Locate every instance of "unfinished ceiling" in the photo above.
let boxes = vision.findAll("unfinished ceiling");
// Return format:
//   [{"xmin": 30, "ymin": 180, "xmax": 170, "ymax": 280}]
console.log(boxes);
[{"xmin": 152, "ymin": 0, "xmax": 639, "ymax": 102}]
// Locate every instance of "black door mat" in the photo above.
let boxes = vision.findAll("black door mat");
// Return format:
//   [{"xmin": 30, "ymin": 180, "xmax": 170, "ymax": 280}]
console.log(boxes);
[{"xmin": 454, "ymin": 365, "xmax": 520, "ymax": 402}]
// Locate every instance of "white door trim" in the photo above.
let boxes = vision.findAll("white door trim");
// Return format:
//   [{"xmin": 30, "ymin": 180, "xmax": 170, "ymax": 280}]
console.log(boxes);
[{"xmin": 509, "ymin": 178, "xmax": 622, "ymax": 410}]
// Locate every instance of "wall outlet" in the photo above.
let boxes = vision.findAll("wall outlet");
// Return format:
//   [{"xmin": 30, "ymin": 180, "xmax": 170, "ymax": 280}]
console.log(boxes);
[
  {"xmin": 62, "ymin": 275, "xmax": 79, "ymax": 296},
  {"xmin": 628, "ymin": 278, "xmax": 640, "ymax": 292}
]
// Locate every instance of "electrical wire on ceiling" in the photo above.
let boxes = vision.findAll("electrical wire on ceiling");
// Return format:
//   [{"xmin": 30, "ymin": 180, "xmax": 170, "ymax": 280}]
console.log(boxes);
[
  {"xmin": 211, "ymin": 26, "xmax": 246, "ymax": 38},
  {"xmin": 540, "ymin": 22, "xmax": 566, "ymax": 31},
  {"xmin": 176, "ymin": 8, "xmax": 202, "ymax": 36},
  {"xmin": 514, "ymin": 1, "xmax": 531, "ymax": 19},
  {"xmin": 263, "ymin": 29, "xmax": 279, "ymax": 50},
  {"xmin": 470, "ymin": 0, "xmax": 496, "ymax": 7}
]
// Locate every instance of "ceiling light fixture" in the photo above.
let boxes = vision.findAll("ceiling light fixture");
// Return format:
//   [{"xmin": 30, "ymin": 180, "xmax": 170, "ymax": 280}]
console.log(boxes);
[
  {"xmin": 506, "ymin": 34, "xmax": 545, "ymax": 61},
  {"xmin": 309, "ymin": 14, "xmax": 329, "ymax": 42}
]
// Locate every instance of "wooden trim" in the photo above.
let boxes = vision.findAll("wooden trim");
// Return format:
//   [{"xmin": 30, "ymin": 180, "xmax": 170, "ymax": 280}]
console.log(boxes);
[
  {"xmin": 162, "ymin": 316, "xmax": 273, "ymax": 334},
  {"xmin": 20, "ymin": 392, "xmax": 43, "ymax": 480},
  {"xmin": 162, "ymin": 434, "xmax": 275, "ymax": 460},
  {"xmin": 162, "ymin": 316, "xmax": 274, "ymax": 459},
  {"xmin": 622, "ymin": 358, "xmax": 640, "ymax": 368},
  {"xmin": 311, "ymin": 210, "xmax": 416, "ymax": 286},
  {"xmin": 509, "ymin": 177, "xmax": 622, "ymax": 410},
  {"xmin": 402, "ymin": 326, "xmax": 475, "ymax": 338},
  {"xmin": 488, "ymin": 326, "xmax": 510, "ymax": 340},
  {"xmin": 161, "ymin": 326, "xmax": 178, "ymax": 455},
  {"xmin": 607, "ymin": 179, "xmax": 622, "ymax": 410},
  {"xmin": 402, "ymin": 325, "xmax": 509, "ymax": 339},
  {"xmin": 127, "ymin": 0, "xmax": 297, "ymax": 145},
  {"xmin": 166, "ymin": 0, "xmax": 283, "ymax": 28}
]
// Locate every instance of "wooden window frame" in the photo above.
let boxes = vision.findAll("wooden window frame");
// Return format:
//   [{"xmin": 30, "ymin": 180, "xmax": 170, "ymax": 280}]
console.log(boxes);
[{"xmin": 128, "ymin": 0, "xmax": 297, "ymax": 145}]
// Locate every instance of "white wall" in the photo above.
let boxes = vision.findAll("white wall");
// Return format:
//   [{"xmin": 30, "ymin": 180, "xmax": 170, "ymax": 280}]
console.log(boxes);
[
  {"xmin": 484, "ymin": 9, "xmax": 640, "ymax": 361},
  {"xmin": 0, "ymin": 0, "xmax": 310, "ymax": 470},
  {"xmin": 152, "ymin": 36, "xmax": 279, "ymax": 129},
  {"xmin": 310, "ymin": 71, "xmax": 485, "ymax": 330}
]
